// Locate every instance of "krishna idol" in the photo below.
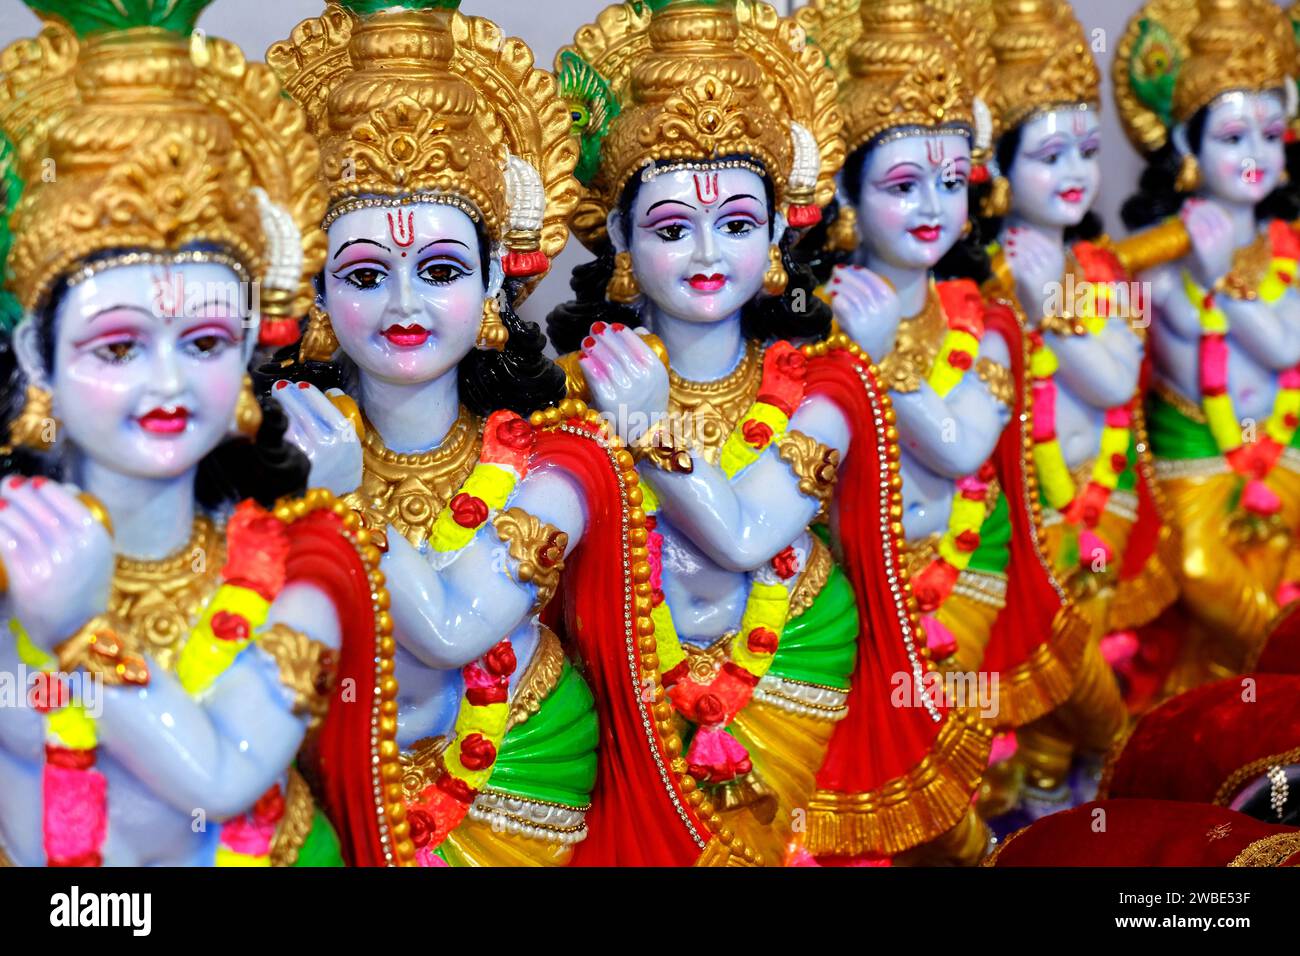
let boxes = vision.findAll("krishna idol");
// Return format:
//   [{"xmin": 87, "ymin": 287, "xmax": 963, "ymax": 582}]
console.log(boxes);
[
  {"xmin": 551, "ymin": 0, "xmax": 992, "ymax": 865},
  {"xmin": 968, "ymin": 0, "xmax": 1176, "ymax": 816},
  {"xmin": 1115, "ymin": 0, "xmax": 1300, "ymax": 694},
  {"xmin": 0, "ymin": 0, "xmax": 386, "ymax": 867},
  {"xmin": 797, "ymin": 0, "xmax": 1086, "ymax": 837},
  {"xmin": 266, "ymin": 0, "xmax": 765, "ymax": 868}
]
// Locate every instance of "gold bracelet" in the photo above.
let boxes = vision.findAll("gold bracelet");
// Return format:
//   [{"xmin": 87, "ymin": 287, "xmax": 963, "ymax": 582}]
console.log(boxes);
[
  {"xmin": 631, "ymin": 423, "xmax": 695, "ymax": 474},
  {"xmin": 55, "ymin": 615, "xmax": 150, "ymax": 687},
  {"xmin": 776, "ymin": 430, "xmax": 840, "ymax": 509}
]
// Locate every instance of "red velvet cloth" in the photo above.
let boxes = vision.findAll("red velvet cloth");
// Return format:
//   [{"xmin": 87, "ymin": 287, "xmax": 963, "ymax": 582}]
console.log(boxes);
[
  {"xmin": 979, "ymin": 301, "xmax": 1074, "ymax": 727},
  {"xmin": 1104, "ymin": 673, "xmax": 1300, "ymax": 805},
  {"xmin": 991, "ymin": 799, "xmax": 1300, "ymax": 866},
  {"xmin": 810, "ymin": 351, "xmax": 958, "ymax": 791},
  {"xmin": 1258, "ymin": 604, "xmax": 1300, "ymax": 675}
]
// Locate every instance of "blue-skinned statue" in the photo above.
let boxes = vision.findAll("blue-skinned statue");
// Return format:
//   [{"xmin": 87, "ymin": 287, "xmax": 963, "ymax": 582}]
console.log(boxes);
[
  {"xmin": 265, "ymin": 0, "xmax": 723, "ymax": 867},
  {"xmin": 550, "ymin": 0, "xmax": 994, "ymax": 866},
  {"xmin": 971, "ymin": 0, "xmax": 1176, "ymax": 817},
  {"xmin": 1115, "ymin": 0, "xmax": 1300, "ymax": 696},
  {"xmin": 0, "ymin": 0, "xmax": 379, "ymax": 866},
  {"xmin": 797, "ymin": 0, "xmax": 1088, "ymax": 850}
]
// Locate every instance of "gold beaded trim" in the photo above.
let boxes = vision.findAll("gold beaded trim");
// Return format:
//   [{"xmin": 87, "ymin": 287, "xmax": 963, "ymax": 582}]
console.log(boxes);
[
  {"xmin": 65, "ymin": 249, "xmax": 251, "ymax": 290},
  {"xmin": 270, "ymin": 488, "xmax": 409, "ymax": 866},
  {"xmin": 320, "ymin": 192, "xmax": 483, "ymax": 231}
]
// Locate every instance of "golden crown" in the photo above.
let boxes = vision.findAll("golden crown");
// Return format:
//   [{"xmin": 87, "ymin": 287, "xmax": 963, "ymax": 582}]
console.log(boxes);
[
  {"xmin": 796, "ymin": 0, "xmax": 995, "ymax": 159},
  {"xmin": 988, "ymin": 0, "xmax": 1101, "ymax": 132},
  {"xmin": 0, "ymin": 10, "xmax": 325, "ymax": 327},
  {"xmin": 558, "ymin": 0, "xmax": 843, "ymax": 251},
  {"xmin": 1115, "ymin": 0, "xmax": 1296, "ymax": 154},
  {"xmin": 266, "ymin": 2, "xmax": 579, "ymax": 280}
]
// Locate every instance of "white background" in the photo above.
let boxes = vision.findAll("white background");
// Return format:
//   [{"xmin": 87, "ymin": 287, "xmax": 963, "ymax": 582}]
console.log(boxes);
[{"xmin": 0, "ymin": 1, "xmax": 1290, "ymax": 326}]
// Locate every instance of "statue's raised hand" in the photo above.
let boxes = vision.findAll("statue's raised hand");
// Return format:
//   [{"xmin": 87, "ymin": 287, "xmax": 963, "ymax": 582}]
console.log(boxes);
[
  {"xmin": 0, "ymin": 477, "xmax": 113, "ymax": 651},
  {"xmin": 272, "ymin": 380, "xmax": 363, "ymax": 497},
  {"xmin": 579, "ymin": 322, "xmax": 669, "ymax": 445},
  {"xmin": 1181, "ymin": 197, "xmax": 1236, "ymax": 287},
  {"xmin": 1004, "ymin": 226, "xmax": 1067, "ymax": 322},
  {"xmin": 829, "ymin": 264, "xmax": 901, "ymax": 361}
]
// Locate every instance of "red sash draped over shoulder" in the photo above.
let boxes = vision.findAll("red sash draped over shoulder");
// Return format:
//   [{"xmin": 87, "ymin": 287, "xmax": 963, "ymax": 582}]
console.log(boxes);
[
  {"xmin": 285, "ymin": 502, "xmax": 398, "ymax": 867},
  {"xmin": 980, "ymin": 302, "xmax": 1089, "ymax": 729},
  {"xmin": 803, "ymin": 348, "xmax": 991, "ymax": 858},
  {"xmin": 536, "ymin": 422, "xmax": 751, "ymax": 867}
]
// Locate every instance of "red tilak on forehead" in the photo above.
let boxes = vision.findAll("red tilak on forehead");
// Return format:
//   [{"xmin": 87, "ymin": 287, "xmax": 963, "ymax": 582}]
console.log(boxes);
[
  {"xmin": 387, "ymin": 210, "xmax": 416, "ymax": 248},
  {"xmin": 925, "ymin": 139, "xmax": 947, "ymax": 167},
  {"xmin": 694, "ymin": 172, "xmax": 720, "ymax": 205},
  {"xmin": 1072, "ymin": 112, "xmax": 1087, "ymax": 137}
]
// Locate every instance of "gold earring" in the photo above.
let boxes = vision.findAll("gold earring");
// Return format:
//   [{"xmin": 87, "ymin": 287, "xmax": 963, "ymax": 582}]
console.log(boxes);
[
  {"xmin": 981, "ymin": 175, "xmax": 1011, "ymax": 218},
  {"xmin": 1176, "ymin": 153, "xmax": 1201, "ymax": 193},
  {"xmin": 9, "ymin": 384, "xmax": 56, "ymax": 451},
  {"xmin": 828, "ymin": 205, "xmax": 860, "ymax": 253},
  {"xmin": 961, "ymin": 219, "xmax": 973, "ymax": 238},
  {"xmin": 763, "ymin": 244, "xmax": 788, "ymax": 296},
  {"xmin": 607, "ymin": 251, "xmax": 640, "ymax": 304},
  {"xmin": 299, "ymin": 304, "xmax": 340, "ymax": 363},
  {"xmin": 478, "ymin": 296, "xmax": 509, "ymax": 351},
  {"xmin": 235, "ymin": 375, "xmax": 262, "ymax": 438}
]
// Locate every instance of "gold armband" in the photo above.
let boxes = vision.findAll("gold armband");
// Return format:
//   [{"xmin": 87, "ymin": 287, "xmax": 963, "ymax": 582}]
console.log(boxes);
[
  {"xmin": 493, "ymin": 506, "xmax": 569, "ymax": 612},
  {"xmin": 257, "ymin": 623, "xmax": 338, "ymax": 728},
  {"xmin": 876, "ymin": 347, "xmax": 928, "ymax": 394},
  {"xmin": 776, "ymin": 430, "xmax": 840, "ymax": 509},
  {"xmin": 975, "ymin": 357, "xmax": 1015, "ymax": 407},
  {"xmin": 55, "ymin": 615, "xmax": 149, "ymax": 688}
]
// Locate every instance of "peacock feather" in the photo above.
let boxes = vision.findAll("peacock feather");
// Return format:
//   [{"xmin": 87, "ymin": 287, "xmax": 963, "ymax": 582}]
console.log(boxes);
[
  {"xmin": 338, "ymin": 0, "xmax": 462, "ymax": 14},
  {"xmin": 23, "ymin": 0, "xmax": 214, "ymax": 37},
  {"xmin": 557, "ymin": 51, "xmax": 620, "ymax": 186},
  {"xmin": 0, "ymin": 133, "xmax": 24, "ymax": 330},
  {"xmin": 1128, "ymin": 17, "xmax": 1181, "ymax": 128}
]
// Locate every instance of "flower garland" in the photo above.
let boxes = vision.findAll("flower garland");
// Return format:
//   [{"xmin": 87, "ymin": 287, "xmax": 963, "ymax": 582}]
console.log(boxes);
[
  {"xmin": 1027, "ymin": 244, "xmax": 1136, "ymax": 573},
  {"xmin": 23, "ymin": 501, "xmax": 296, "ymax": 867},
  {"xmin": 641, "ymin": 342, "xmax": 810, "ymax": 784},
  {"xmin": 402, "ymin": 410, "xmax": 535, "ymax": 866},
  {"xmin": 904, "ymin": 281, "xmax": 995, "ymax": 660},
  {"xmin": 1182, "ymin": 221, "xmax": 1300, "ymax": 520}
]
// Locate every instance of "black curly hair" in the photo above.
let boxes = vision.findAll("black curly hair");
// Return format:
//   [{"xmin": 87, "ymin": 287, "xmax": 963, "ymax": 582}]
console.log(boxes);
[
  {"xmin": 260, "ymin": 222, "xmax": 567, "ymax": 420},
  {"xmin": 546, "ymin": 154, "xmax": 833, "ymax": 356},
  {"xmin": 1121, "ymin": 105, "xmax": 1300, "ymax": 231},
  {"xmin": 1, "ymin": 257, "xmax": 309, "ymax": 511},
  {"xmin": 832, "ymin": 137, "xmax": 994, "ymax": 287}
]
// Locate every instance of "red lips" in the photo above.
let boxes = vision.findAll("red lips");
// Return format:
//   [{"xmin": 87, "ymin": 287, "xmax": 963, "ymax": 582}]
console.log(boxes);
[
  {"xmin": 1059, "ymin": 188, "xmax": 1086, "ymax": 204},
  {"xmin": 909, "ymin": 225, "xmax": 941, "ymax": 243},
  {"xmin": 688, "ymin": 274, "xmax": 727, "ymax": 292},
  {"xmin": 382, "ymin": 324, "xmax": 431, "ymax": 347},
  {"xmin": 138, "ymin": 406, "xmax": 189, "ymax": 435}
]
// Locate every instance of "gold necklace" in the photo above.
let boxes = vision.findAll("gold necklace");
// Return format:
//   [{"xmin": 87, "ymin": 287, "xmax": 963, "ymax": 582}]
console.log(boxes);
[
  {"xmin": 666, "ymin": 340, "xmax": 763, "ymax": 464},
  {"xmin": 875, "ymin": 283, "xmax": 946, "ymax": 395},
  {"xmin": 345, "ymin": 404, "xmax": 483, "ymax": 550},
  {"xmin": 110, "ymin": 516, "xmax": 224, "ymax": 673}
]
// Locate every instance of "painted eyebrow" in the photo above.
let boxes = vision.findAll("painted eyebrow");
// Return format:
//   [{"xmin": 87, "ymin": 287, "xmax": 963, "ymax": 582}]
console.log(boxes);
[
  {"xmin": 333, "ymin": 238, "xmax": 391, "ymax": 260},
  {"xmin": 87, "ymin": 304, "xmax": 155, "ymax": 325},
  {"xmin": 644, "ymin": 199, "xmax": 697, "ymax": 215},
  {"xmin": 417, "ymin": 238, "xmax": 471, "ymax": 255},
  {"xmin": 718, "ymin": 194, "xmax": 761, "ymax": 209},
  {"xmin": 1025, "ymin": 135, "xmax": 1069, "ymax": 153},
  {"xmin": 880, "ymin": 161, "xmax": 924, "ymax": 176}
]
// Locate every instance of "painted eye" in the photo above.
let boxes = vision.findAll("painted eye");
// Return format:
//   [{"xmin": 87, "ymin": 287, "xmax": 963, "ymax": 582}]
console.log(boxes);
[
  {"xmin": 722, "ymin": 220, "xmax": 755, "ymax": 236},
  {"xmin": 94, "ymin": 341, "xmax": 139, "ymax": 364},
  {"xmin": 419, "ymin": 263, "xmax": 467, "ymax": 285},
  {"xmin": 188, "ymin": 334, "xmax": 225, "ymax": 355},
  {"xmin": 655, "ymin": 224, "xmax": 687, "ymax": 242},
  {"xmin": 570, "ymin": 104, "xmax": 591, "ymax": 132},
  {"xmin": 888, "ymin": 181, "xmax": 916, "ymax": 195},
  {"xmin": 343, "ymin": 267, "xmax": 384, "ymax": 290},
  {"xmin": 1081, "ymin": 144, "xmax": 1100, "ymax": 159}
]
